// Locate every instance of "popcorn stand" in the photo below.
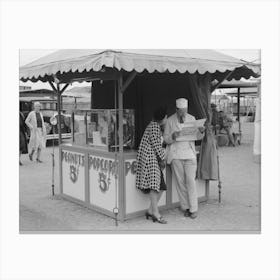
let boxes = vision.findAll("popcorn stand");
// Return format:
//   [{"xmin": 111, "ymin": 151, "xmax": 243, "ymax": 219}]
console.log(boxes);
[
  {"xmin": 60, "ymin": 108, "xmax": 208, "ymax": 220},
  {"xmin": 19, "ymin": 49, "xmax": 260, "ymax": 221}
]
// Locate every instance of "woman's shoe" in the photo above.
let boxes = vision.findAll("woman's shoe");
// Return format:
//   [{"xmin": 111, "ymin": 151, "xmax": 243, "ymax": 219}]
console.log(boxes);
[
  {"xmin": 151, "ymin": 214, "xmax": 167, "ymax": 224},
  {"xmin": 36, "ymin": 159, "xmax": 43, "ymax": 163},
  {"xmin": 184, "ymin": 209, "xmax": 191, "ymax": 217},
  {"xmin": 19, "ymin": 161, "xmax": 23, "ymax": 166},
  {"xmin": 145, "ymin": 212, "xmax": 153, "ymax": 220},
  {"xmin": 189, "ymin": 212, "xmax": 198, "ymax": 219},
  {"xmin": 29, "ymin": 154, "xmax": 33, "ymax": 161}
]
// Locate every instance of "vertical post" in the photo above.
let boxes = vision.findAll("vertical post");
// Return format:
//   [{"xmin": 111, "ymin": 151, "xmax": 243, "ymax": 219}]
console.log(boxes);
[
  {"xmin": 237, "ymin": 87, "xmax": 241, "ymax": 136},
  {"xmin": 118, "ymin": 75, "xmax": 124, "ymax": 154},
  {"xmin": 60, "ymin": 94, "xmax": 63, "ymax": 112},
  {"xmin": 113, "ymin": 80, "xmax": 119, "ymax": 225},
  {"xmin": 71, "ymin": 111, "xmax": 75, "ymax": 143},
  {"xmin": 85, "ymin": 112, "xmax": 88, "ymax": 145},
  {"xmin": 57, "ymin": 83, "xmax": 62, "ymax": 145},
  {"xmin": 91, "ymin": 81, "xmax": 94, "ymax": 109},
  {"xmin": 117, "ymin": 74, "xmax": 125, "ymax": 221},
  {"xmin": 55, "ymin": 83, "xmax": 63, "ymax": 195}
]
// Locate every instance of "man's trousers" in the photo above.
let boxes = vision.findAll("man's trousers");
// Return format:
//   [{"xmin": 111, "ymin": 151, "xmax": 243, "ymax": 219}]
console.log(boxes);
[{"xmin": 171, "ymin": 159, "xmax": 198, "ymax": 213}]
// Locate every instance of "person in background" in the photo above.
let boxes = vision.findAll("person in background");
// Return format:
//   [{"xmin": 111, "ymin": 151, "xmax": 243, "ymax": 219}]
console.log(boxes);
[
  {"xmin": 164, "ymin": 98, "xmax": 204, "ymax": 219},
  {"xmin": 136, "ymin": 106, "xmax": 168, "ymax": 224},
  {"xmin": 211, "ymin": 103, "xmax": 219, "ymax": 134},
  {"xmin": 19, "ymin": 111, "xmax": 28, "ymax": 165},
  {"xmin": 218, "ymin": 111, "xmax": 235, "ymax": 147},
  {"xmin": 25, "ymin": 102, "xmax": 47, "ymax": 163}
]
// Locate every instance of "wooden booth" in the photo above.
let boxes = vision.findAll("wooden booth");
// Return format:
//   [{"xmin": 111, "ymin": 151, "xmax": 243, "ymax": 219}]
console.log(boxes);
[{"xmin": 20, "ymin": 49, "xmax": 260, "ymax": 221}]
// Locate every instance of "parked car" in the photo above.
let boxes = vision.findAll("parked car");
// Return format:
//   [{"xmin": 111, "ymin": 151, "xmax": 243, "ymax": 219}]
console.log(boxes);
[{"xmin": 19, "ymin": 97, "xmax": 72, "ymax": 142}]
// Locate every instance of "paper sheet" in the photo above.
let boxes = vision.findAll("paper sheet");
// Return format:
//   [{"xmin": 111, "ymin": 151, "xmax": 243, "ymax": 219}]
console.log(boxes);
[{"xmin": 176, "ymin": 118, "xmax": 206, "ymax": 141}]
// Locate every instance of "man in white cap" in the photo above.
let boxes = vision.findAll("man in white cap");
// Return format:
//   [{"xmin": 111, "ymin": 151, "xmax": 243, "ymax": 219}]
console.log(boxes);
[{"xmin": 164, "ymin": 98, "xmax": 204, "ymax": 219}]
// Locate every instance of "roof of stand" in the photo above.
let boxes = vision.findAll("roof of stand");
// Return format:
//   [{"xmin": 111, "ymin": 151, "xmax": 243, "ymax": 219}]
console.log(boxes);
[
  {"xmin": 19, "ymin": 49, "xmax": 260, "ymax": 83},
  {"xmin": 212, "ymin": 78, "xmax": 260, "ymax": 89}
]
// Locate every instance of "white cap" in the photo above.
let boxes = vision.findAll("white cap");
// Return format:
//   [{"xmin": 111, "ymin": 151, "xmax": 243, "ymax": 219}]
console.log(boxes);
[{"xmin": 176, "ymin": 98, "xmax": 188, "ymax": 109}]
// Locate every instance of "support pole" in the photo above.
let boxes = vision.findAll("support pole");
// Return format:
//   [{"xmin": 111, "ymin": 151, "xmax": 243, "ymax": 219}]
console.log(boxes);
[
  {"xmin": 57, "ymin": 83, "xmax": 62, "ymax": 145},
  {"xmin": 51, "ymin": 132, "xmax": 55, "ymax": 196},
  {"xmin": 49, "ymin": 80, "xmax": 69, "ymax": 145},
  {"xmin": 113, "ymin": 80, "xmax": 119, "ymax": 226},
  {"xmin": 84, "ymin": 112, "xmax": 88, "ymax": 145},
  {"xmin": 118, "ymin": 75, "xmax": 124, "ymax": 155},
  {"xmin": 117, "ymin": 74, "xmax": 125, "ymax": 221},
  {"xmin": 91, "ymin": 81, "xmax": 94, "ymax": 109},
  {"xmin": 237, "ymin": 87, "xmax": 241, "ymax": 137},
  {"xmin": 217, "ymin": 151, "xmax": 222, "ymax": 203},
  {"xmin": 71, "ymin": 111, "xmax": 75, "ymax": 143}
]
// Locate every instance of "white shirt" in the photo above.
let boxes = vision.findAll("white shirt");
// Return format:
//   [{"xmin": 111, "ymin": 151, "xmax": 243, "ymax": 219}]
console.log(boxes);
[{"xmin": 164, "ymin": 113, "xmax": 197, "ymax": 164}]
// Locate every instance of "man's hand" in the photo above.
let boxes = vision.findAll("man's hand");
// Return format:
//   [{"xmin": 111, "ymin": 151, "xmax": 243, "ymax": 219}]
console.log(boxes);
[
  {"xmin": 172, "ymin": 131, "xmax": 180, "ymax": 141},
  {"xmin": 159, "ymin": 160, "xmax": 166, "ymax": 170}
]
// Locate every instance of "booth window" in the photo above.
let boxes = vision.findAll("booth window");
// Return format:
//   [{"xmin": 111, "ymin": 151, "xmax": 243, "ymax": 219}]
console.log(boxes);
[{"xmin": 71, "ymin": 109, "xmax": 135, "ymax": 152}]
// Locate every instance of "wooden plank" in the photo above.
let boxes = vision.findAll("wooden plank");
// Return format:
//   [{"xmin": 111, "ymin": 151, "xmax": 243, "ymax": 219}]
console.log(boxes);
[
  {"xmin": 121, "ymin": 71, "xmax": 137, "ymax": 93},
  {"xmin": 211, "ymin": 70, "xmax": 235, "ymax": 93},
  {"xmin": 60, "ymin": 83, "xmax": 69, "ymax": 94},
  {"xmin": 48, "ymin": 81, "xmax": 57, "ymax": 92}
]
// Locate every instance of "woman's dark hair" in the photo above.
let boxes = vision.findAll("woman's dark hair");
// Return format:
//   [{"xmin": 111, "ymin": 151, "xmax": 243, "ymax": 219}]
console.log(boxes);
[{"xmin": 153, "ymin": 106, "xmax": 167, "ymax": 122}]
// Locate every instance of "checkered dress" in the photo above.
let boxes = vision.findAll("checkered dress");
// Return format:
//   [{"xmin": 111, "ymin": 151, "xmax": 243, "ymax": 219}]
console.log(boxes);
[{"xmin": 136, "ymin": 121, "xmax": 165, "ymax": 193}]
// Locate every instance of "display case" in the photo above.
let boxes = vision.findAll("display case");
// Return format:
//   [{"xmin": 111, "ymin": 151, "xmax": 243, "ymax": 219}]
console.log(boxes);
[{"xmin": 71, "ymin": 109, "xmax": 135, "ymax": 151}]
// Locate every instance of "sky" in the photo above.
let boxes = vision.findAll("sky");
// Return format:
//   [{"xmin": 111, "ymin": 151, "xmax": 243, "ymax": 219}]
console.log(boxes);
[{"xmin": 19, "ymin": 49, "xmax": 260, "ymax": 90}]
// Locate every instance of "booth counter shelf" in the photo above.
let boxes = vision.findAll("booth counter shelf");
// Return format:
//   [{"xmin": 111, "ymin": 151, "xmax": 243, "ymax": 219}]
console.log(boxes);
[{"xmin": 59, "ymin": 109, "xmax": 209, "ymax": 221}]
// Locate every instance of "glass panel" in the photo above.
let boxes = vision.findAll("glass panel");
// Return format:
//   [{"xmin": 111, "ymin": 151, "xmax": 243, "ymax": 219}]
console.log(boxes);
[
  {"xmin": 108, "ymin": 109, "xmax": 135, "ymax": 151},
  {"xmin": 86, "ymin": 110, "xmax": 109, "ymax": 150},
  {"xmin": 72, "ymin": 111, "xmax": 87, "ymax": 146},
  {"xmin": 71, "ymin": 109, "xmax": 135, "ymax": 151}
]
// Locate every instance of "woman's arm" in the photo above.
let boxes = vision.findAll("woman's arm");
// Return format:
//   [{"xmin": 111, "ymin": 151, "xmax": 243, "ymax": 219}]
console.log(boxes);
[
  {"xmin": 150, "ymin": 123, "xmax": 165, "ymax": 161},
  {"xmin": 163, "ymin": 119, "xmax": 176, "ymax": 144}
]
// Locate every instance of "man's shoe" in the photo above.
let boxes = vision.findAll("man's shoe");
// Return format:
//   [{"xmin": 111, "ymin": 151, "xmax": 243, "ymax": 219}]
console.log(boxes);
[
  {"xmin": 184, "ymin": 209, "xmax": 191, "ymax": 217},
  {"xmin": 190, "ymin": 212, "xmax": 198, "ymax": 219}
]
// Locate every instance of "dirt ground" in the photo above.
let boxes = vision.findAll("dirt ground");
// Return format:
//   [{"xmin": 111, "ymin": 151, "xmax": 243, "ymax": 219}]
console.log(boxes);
[{"xmin": 19, "ymin": 122, "xmax": 260, "ymax": 233}]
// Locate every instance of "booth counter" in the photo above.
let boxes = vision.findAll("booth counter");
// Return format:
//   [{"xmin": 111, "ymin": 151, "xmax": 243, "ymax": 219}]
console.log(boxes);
[
  {"xmin": 60, "ymin": 145, "xmax": 208, "ymax": 221},
  {"xmin": 59, "ymin": 109, "xmax": 209, "ymax": 221}
]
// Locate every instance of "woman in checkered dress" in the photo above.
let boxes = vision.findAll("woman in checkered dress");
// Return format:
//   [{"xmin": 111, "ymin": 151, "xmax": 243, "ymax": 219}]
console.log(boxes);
[{"xmin": 136, "ymin": 107, "xmax": 168, "ymax": 224}]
